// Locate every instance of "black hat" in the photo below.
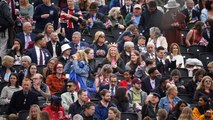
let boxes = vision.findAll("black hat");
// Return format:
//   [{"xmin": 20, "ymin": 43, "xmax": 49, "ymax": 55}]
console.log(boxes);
[
  {"xmin": 152, "ymin": 92, "xmax": 161, "ymax": 98},
  {"xmin": 51, "ymin": 95, "xmax": 62, "ymax": 106},
  {"xmin": 122, "ymin": 31, "xmax": 133, "ymax": 37}
]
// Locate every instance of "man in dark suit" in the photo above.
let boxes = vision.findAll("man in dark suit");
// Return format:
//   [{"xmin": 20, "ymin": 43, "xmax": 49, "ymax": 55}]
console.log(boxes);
[
  {"xmin": 46, "ymin": 32, "xmax": 62, "ymax": 57},
  {"xmin": 16, "ymin": 22, "xmax": 36, "ymax": 50},
  {"xmin": 155, "ymin": 46, "xmax": 176, "ymax": 76},
  {"xmin": 99, "ymin": 74, "xmax": 118, "ymax": 97},
  {"xmin": 181, "ymin": 0, "xmax": 199, "ymax": 25},
  {"xmin": 84, "ymin": 2, "xmax": 109, "ymax": 29},
  {"xmin": 8, "ymin": 78, "xmax": 38, "ymax": 116},
  {"xmin": 142, "ymin": 67, "xmax": 161, "ymax": 94},
  {"xmin": 27, "ymin": 34, "xmax": 52, "ymax": 65},
  {"xmin": 142, "ymin": 43, "xmax": 156, "ymax": 60},
  {"xmin": 69, "ymin": 31, "xmax": 89, "ymax": 55},
  {"xmin": 120, "ymin": 0, "xmax": 133, "ymax": 18}
]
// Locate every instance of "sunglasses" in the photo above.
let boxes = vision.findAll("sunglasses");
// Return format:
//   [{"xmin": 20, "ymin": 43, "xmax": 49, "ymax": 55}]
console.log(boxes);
[
  {"xmin": 67, "ymin": 85, "xmax": 73, "ymax": 88},
  {"xmin": 205, "ymin": 80, "xmax": 212, "ymax": 83}
]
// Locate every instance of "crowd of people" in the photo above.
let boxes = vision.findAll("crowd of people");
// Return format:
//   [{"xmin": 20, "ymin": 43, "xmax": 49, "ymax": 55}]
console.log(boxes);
[{"xmin": 0, "ymin": 0, "xmax": 213, "ymax": 119}]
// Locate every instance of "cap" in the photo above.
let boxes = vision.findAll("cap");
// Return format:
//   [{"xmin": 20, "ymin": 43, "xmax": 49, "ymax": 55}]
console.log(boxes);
[
  {"xmin": 132, "ymin": 78, "xmax": 142, "ymax": 84},
  {"xmin": 152, "ymin": 92, "xmax": 161, "ymax": 98},
  {"xmin": 134, "ymin": 4, "xmax": 141, "ymax": 9},
  {"xmin": 61, "ymin": 44, "xmax": 71, "ymax": 53},
  {"xmin": 122, "ymin": 31, "xmax": 133, "ymax": 37}
]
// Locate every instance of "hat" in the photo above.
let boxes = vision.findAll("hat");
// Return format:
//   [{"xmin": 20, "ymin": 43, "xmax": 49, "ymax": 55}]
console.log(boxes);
[
  {"xmin": 122, "ymin": 31, "xmax": 133, "ymax": 37},
  {"xmin": 88, "ymin": 2, "xmax": 98, "ymax": 10},
  {"xmin": 134, "ymin": 4, "xmax": 141, "ymax": 9},
  {"xmin": 164, "ymin": 0, "xmax": 180, "ymax": 9},
  {"xmin": 132, "ymin": 78, "xmax": 142, "ymax": 84},
  {"xmin": 61, "ymin": 44, "xmax": 71, "ymax": 53},
  {"xmin": 152, "ymin": 92, "xmax": 161, "ymax": 98},
  {"xmin": 51, "ymin": 95, "xmax": 62, "ymax": 105}
]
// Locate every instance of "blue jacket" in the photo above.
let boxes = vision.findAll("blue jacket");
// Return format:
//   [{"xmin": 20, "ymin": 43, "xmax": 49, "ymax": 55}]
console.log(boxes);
[
  {"xmin": 158, "ymin": 96, "xmax": 182, "ymax": 112},
  {"xmin": 95, "ymin": 101, "xmax": 116, "ymax": 120}
]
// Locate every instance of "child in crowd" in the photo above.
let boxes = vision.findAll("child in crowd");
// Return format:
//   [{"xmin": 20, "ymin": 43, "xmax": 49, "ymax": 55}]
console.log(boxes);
[{"xmin": 137, "ymin": 36, "xmax": 147, "ymax": 55}]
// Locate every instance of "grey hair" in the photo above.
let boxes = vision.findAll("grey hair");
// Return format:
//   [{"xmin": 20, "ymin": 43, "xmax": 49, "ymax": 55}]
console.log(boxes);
[
  {"xmin": 124, "ymin": 41, "xmax": 134, "ymax": 49},
  {"xmin": 73, "ymin": 114, "xmax": 83, "ymax": 120},
  {"xmin": 108, "ymin": 7, "xmax": 120, "ymax": 18},
  {"xmin": 150, "ymin": 27, "xmax": 161, "ymax": 38},
  {"xmin": 21, "ymin": 55, "xmax": 32, "ymax": 63},
  {"xmin": 73, "ymin": 31, "xmax": 81, "ymax": 38}
]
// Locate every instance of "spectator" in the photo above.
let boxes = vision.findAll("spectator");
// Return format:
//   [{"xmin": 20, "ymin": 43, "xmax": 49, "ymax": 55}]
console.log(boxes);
[
  {"xmin": 111, "ymin": 87, "xmax": 129, "ymax": 112},
  {"xmin": 128, "ymin": 78, "xmax": 147, "ymax": 110},
  {"xmin": 152, "ymin": 77, "xmax": 170, "ymax": 98},
  {"xmin": 137, "ymin": 36, "xmax": 147, "ymax": 55},
  {"xmin": 155, "ymin": 46, "xmax": 176, "ymax": 76},
  {"xmin": 117, "ymin": 31, "xmax": 134, "ymax": 52},
  {"xmin": 125, "ymin": 50, "xmax": 145, "ymax": 74},
  {"xmin": 27, "ymin": 34, "xmax": 52, "ymax": 65},
  {"xmin": 125, "ymin": 24, "xmax": 140, "ymax": 45},
  {"xmin": 162, "ymin": 0, "xmax": 186, "ymax": 46},
  {"xmin": 186, "ymin": 69, "xmax": 206, "ymax": 98},
  {"xmin": 69, "ymin": 31, "xmax": 89, "ymax": 55},
  {"xmin": 80, "ymin": 102, "xmax": 98, "ymax": 120},
  {"xmin": 39, "ymin": 111, "xmax": 50, "ymax": 120},
  {"xmin": 207, "ymin": 61, "xmax": 213, "ymax": 79},
  {"xmin": 0, "ymin": 55, "xmax": 15, "ymax": 82},
  {"xmin": 178, "ymin": 107, "xmax": 194, "ymax": 120},
  {"xmin": 33, "ymin": 0, "xmax": 59, "ymax": 33},
  {"xmin": 31, "ymin": 73, "xmax": 51, "ymax": 106},
  {"xmin": 84, "ymin": 2, "xmax": 109, "ymax": 29},
  {"xmin": 90, "ymin": 31, "xmax": 108, "ymax": 58},
  {"xmin": 156, "ymin": 109, "xmax": 168, "ymax": 120},
  {"xmin": 204, "ymin": 19, "xmax": 213, "ymax": 46},
  {"xmin": 147, "ymin": 27, "xmax": 168, "ymax": 50},
  {"xmin": 169, "ymin": 69, "xmax": 186, "ymax": 93},
  {"xmin": 8, "ymin": 78, "xmax": 38, "ymax": 116},
  {"xmin": 158, "ymin": 83, "xmax": 181, "ymax": 112},
  {"xmin": 42, "ymin": 23, "xmax": 54, "ymax": 42},
  {"xmin": 120, "ymin": 41, "xmax": 134, "ymax": 65},
  {"xmin": 125, "ymin": 4, "xmax": 142, "ymax": 27},
  {"xmin": 193, "ymin": 76, "xmax": 213, "ymax": 103},
  {"xmin": 27, "ymin": 104, "xmax": 40, "ymax": 120},
  {"xmin": 26, "ymin": 63, "xmax": 37, "ymax": 80},
  {"xmin": 60, "ymin": 0, "xmax": 83, "ymax": 40},
  {"xmin": 68, "ymin": 89, "xmax": 88, "ymax": 117},
  {"xmin": 106, "ymin": 107, "xmax": 121, "ymax": 120},
  {"xmin": 120, "ymin": 0, "xmax": 133, "ymax": 18},
  {"xmin": 58, "ymin": 43, "xmax": 71, "ymax": 65},
  {"xmin": 118, "ymin": 70, "xmax": 133, "ymax": 90},
  {"xmin": 78, "ymin": 0, "xmax": 89, "ymax": 12},
  {"xmin": 0, "ymin": 73, "xmax": 22, "ymax": 106},
  {"xmin": 15, "ymin": 22, "xmax": 36, "ymax": 50},
  {"xmin": 142, "ymin": 67, "xmax": 161, "ymax": 94},
  {"xmin": 7, "ymin": 39, "xmax": 24, "ymax": 65},
  {"xmin": 18, "ymin": 56, "xmax": 32, "ymax": 84},
  {"xmin": 0, "ymin": 0, "xmax": 15, "ymax": 58},
  {"xmin": 99, "ymin": 74, "xmax": 118, "ymax": 97},
  {"xmin": 142, "ymin": 92, "xmax": 160, "ymax": 119},
  {"xmin": 101, "ymin": 43, "xmax": 125, "ymax": 74},
  {"xmin": 42, "ymin": 57, "xmax": 58, "ymax": 80},
  {"xmin": 43, "ymin": 95, "xmax": 66, "ymax": 120},
  {"xmin": 200, "ymin": 1, "xmax": 213, "ymax": 22},
  {"xmin": 108, "ymin": 7, "xmax": 126, "ymax": 29},
  {"xmin": 168, "ymin": 43, "xmax": 184, "ymax": 68},
  {"xmin": 61, "ymin": 81, "xmax": 78, "ymax": 114},
  {"xmin": 138, "ymin": 0, "xmax": 163, "ymax": 39},
  {"xmin": 168, "ymin": 101, "xmax": 188, "ymax": 120},
  {"xmin": 46, "ymin": 63, "xmax": 66, "ymax": 94},
  {"xmin": 192, "ymin": 96, "xmax": 211, "ymax": 119},
  {"xmin": 185, "ymin": 21, "xmax": 205, "ymax": 47},
  {"xmin": 95, "ymin": 89, "xmax": 116, "ymax": 120},
  {"xmin": 142, "ymin": 43, "xmax": 156, "ymax": 60},
  {"xmin": 46, "ymin": 32, "xmax": 62, "ymax": 57}
]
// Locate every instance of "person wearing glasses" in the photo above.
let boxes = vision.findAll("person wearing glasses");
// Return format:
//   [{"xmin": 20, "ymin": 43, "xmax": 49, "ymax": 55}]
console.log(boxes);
[
  {"xmin": 61, "ymin": 81, "xmax": 78, "ymax": 115},
  {"xmin": 193, "ymin": 76, "xmax": 213, "ymax": 104},
  {"xmin": 46, "ymin": 63, "xmax": 66, "ymax": 94}
]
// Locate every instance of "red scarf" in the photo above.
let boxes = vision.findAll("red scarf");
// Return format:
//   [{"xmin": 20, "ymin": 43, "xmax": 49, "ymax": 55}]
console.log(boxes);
[{"xmin": 68, "ymin": 9, "xmax": 74, "ymax": 28}]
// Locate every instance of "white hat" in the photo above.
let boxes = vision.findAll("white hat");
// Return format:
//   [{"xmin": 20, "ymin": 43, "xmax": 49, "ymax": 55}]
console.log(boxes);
[
  {"xmin": 164, "ymin": 0, "xmax": 180, "ymax": 9},
  {"xmin": 134, "ymin": 4, "xmax": 141, "ymax": 9},
  {"xmin": 61, "ymin": 44, "xmax": 71, "ymax": 53}
]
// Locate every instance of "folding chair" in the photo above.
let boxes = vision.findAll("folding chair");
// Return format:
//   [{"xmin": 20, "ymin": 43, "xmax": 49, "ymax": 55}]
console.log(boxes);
[
  {"xmin": 199, "ymin": 52, "xmax": 213, "ymax": 67},
  {"xmin": 82, "ymin": 34, "xmax": 93, "ymax": 44},
  {"xmin": 180, "ymin": 44, "xmax": 188, "ymax": 53},
  {"xmin": 18, "ymin": 110, "xmax": 29, "ymax": 120},
  {"xmin": 105, "ymin": 35, "xmax": 116, "ymax": 44},
  {"xmin": 188, "ymin": 45, "xmax": 207, "ymax": 58},
  {"xmin": 176, "ymin": 68, "xmax": 189, "ymax": 77},
  {"xmin": 121, "ymin": 112, "xmax": 138, "ymax": 120},
  {"xmin": 178, "ymin": 94, "xmax": 193, "ymax": 104}
]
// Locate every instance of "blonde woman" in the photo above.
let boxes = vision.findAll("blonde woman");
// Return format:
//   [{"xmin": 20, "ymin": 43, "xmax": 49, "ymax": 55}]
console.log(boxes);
[
  {"xmin": 0, "ymin": 55, "xmax": 15, "ymax": 82},
  {"xmin": 42, "ymin": 23, "xmax": 54, "ymax": 42},
  {"xmin": 90, "ymin": 31, "xmax": 108, "ymax": 57},
  {"xmin": 108, "ymin": 7, "xmax": 126, "ymax": 29},
  {"xmin": 178, "ymin": 107, "xmax": 195, "ymax": 120},
  {"xmin": 101, "ymin": 44, "xmax": 125, "ymax": 74},
  {"xmin": 168, "ymin": 43, "xmax": 184, "ymax": 68},
  {"xmin": 27, "ymin": 104, "xmax": 41, "ymax": 120},
  {"xmin": 106, "ymin": 107, "xmax": 121, "ymax": 120},
  {"xmin": 193, "ymin": 76, "xmax": 213, "ymax": 103}
]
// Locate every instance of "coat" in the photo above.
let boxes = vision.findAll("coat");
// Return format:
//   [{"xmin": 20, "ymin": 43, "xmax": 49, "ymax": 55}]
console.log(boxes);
[
  {"xmin": 46, "ymin": 41, "xmax": 62, "ymax": 57},
  {"xmin": 162, "ymin": 11, "xmax": 186, "ymax": 46}
]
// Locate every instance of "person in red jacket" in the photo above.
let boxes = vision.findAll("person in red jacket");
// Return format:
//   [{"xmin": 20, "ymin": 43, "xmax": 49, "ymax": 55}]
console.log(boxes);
[{"xmin": 118, "ymin": 70, "xmax": 133, "ymax": 90}]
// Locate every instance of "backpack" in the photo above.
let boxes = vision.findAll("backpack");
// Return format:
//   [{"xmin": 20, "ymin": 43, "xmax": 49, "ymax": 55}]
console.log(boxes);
[{"xmin": 0, "ymin": 1, "xmax": 12, "ymax": 32}]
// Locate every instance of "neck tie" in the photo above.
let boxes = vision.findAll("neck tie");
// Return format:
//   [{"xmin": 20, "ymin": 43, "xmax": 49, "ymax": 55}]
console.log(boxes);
[
  {"xmin": 71, "ymin": 93, "xmax": 74, "ymax": 102},
  {"xmin": 11, "ymin": 0, "xmax": 15, "ymax": 18},
  {"xmin": 68, "ymin": 9, "xmax": 74, "ymax": 28},
  {"xmin": 39, "ymin": 49, "xmax": 43, "ymax": 65},
  {"xmin": 111, "ymin": 87, "xmax": 114, "ymax": 96},
  {"xmin": 127, "ymin": 7, "xmax": 130, "ymax": 13},
  {"xmin": 25, "ymin": 34, "xmax": 31, "ymax": 49}
]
